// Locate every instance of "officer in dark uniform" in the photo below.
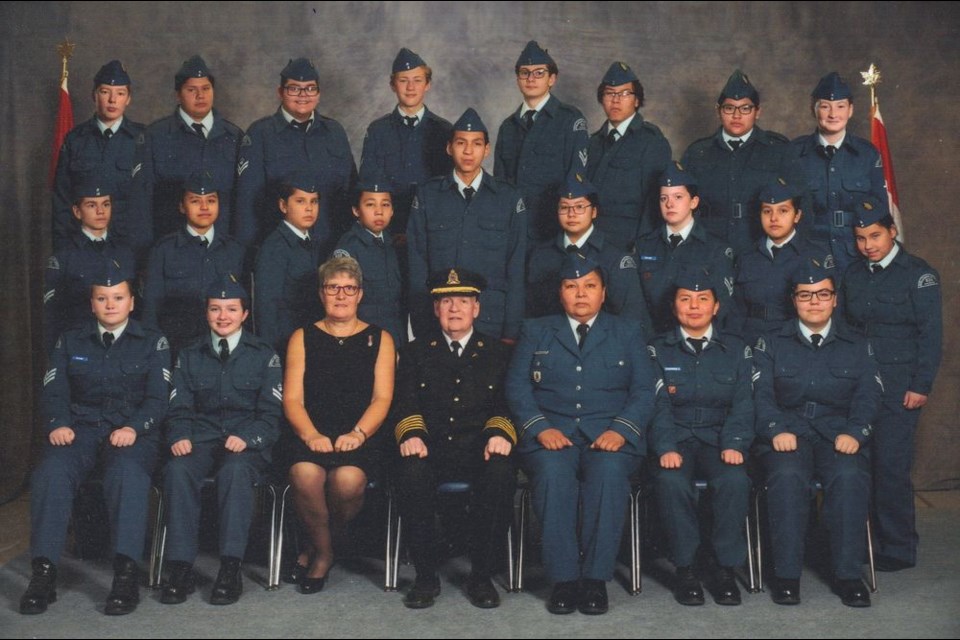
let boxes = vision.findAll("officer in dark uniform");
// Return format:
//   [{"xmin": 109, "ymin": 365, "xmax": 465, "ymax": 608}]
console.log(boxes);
[
  {"xmin": 635, "ymin": 163, "xmax": 734, "ymax": 334},
  {"xmin": 21, "ymin": 260, "xmax": 169, "ymax": 616},
  {"xmin": 52, "ymin": 60, "xmax": 147, "ymax": 253},
  {"xmin": 507, "ymin": 253, "xmax": 660, "ymax": 615},
  {"xmin": 44, "ymin": 177, "xmax": 136, "ymax": 354},
  {"xmin": 586, "ymin": 61, "xmax": 671, "ymax": 250},
  {"xmin": 730, "ymin": 179, "xmax": 835, "ymax": 345},
  {"xmin": 843, "ymin": 198, "xmax": 942, "ymax": 571},
  {"xmin": 407, "ymin": 108, "xmax": 526, "ymax": 341},
  {"xmin": 253, "ymin": 171, "xmax": 324, "ymax": 356},
  {"xmin": 160, "ymin": 275, "xmax": 282, "ymax": 606},
  {"xmin": 131, "ymin": 55, "xmax": 243, "ymax": 243},
  {"xmin": 791, "ymin": 72, "xmax": 887, "ymax": 272},
  {"xmin": 392, "ymin": 269, "xmax": 516, "ymax": 609},
  {"xmin": 141, "ymin": 173, "xmax": 245, "ymax": 355},
  {"xmin": 234, "ymin": 57, "xmax": 356, "ymax": 251},
  {"xmin": 754, "ymin": 259, "xmax": 882, "ymax": 607},
  {"xmin": 494, "ymin": 40, "xmax": 589, "ymax": 245},
  {"xmin": 648, "ymin": 268, "xmax": 753, "ymax": 606},
  {"xmin": 359, "ymin": 48, "xmax": 453, "ymax": 237},
  {"xmin": 332, "ymin": 172, "xmax": 405, "ymax": 346},
  {"xmin": 681, "ymin": 70, "xmax": 804, "ymax": 256},
  {"xmin": 526, "ymin": 171, "xmax": 651, "ymax": 335}
]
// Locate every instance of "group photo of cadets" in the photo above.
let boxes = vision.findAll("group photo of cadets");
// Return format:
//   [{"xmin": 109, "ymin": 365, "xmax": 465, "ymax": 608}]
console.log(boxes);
[{"xmin": 3, "ymin": 3, "xmax": 957, "ymax": 635}]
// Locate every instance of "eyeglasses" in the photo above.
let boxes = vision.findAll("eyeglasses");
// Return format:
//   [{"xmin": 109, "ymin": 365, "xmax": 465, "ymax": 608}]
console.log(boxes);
[
  {"xmin": 602, "ymin": 90, "xmax": 635, "ymax": 101},
  {"xmin": 517, "ymin": 68, "xmax": 550, "ymax": 80},
  {"xmin": 322, "ymin": 284, "xmax": 361, "ymax": 296},
  {"xmin": 719, "ymin": 104, "xmax": 757, "ymax": 115},
  {"xmin": 283, "ymin": 85, "xmax": 320, "ymax": 96},
  {"xmin": 793, "ymin": 289, "xmax": 835, "ymax": 302},
  {"xmin": 558, "ymin": 203, "xmax": 594, "ymax": 216}
]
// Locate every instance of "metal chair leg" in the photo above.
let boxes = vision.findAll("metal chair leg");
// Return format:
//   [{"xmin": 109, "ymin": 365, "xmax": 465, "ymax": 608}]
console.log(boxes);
[
  {"xmin": 506, "ymin": 524, "xmax": 515, "ymax": 592},
  {"xmin": 515, "ymin": 488, "xmax": 529, "ymax": 592},
  {"xmin": 630, "ymin": 487, "xmax": 641, "ymax": 595},
  {"xmin": 148, "ymin": 486, "xmax": 165, "ymax": 588},
  {"xmin": 264, "ymin": 484, "xmax": 280, "ymax": 589},
  {"xmin": 384, "ymin": 490, "xmax": 397, "ymax": 591},
  {"xmin": 753, "ymin": 485, "xmax": 765, "ymax": 592},
  {"xmin": 745, "ymin": 513, "xmax": 757, "ymax": 593},
  {"xmin": 866, "ymin": 518, "xmax": 878, "ymax": 593}
]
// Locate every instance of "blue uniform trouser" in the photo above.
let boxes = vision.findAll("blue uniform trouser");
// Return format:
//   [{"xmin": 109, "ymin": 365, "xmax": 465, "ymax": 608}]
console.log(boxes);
[
  {"xmin": 31, "ymin": 426, "xmax": 158, "ymax": 564},
  {"xmin": 872, "ymin": 373, "xmax": 921, "ymax": 564},
  {"xmin": 522, "ymin": 442, "xmax": 641, "ymax": 582},
  {"xmin": 655, "ymin": 438, "xmax": 751, "ymax": 568},
  {"xmin": 762, "ymin": 437, "xmax": 870, "ymax": 580},
  {"xmin": 162, "ymin": 440, "xmax": 267, "ymax": 563}
]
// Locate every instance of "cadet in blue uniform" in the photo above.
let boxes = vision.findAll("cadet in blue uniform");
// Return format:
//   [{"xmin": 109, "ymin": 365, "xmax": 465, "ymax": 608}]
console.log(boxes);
[
  {"xmin": 526, "ymin": 171, "xmax": 651, "ymax": 335},
  {"xmin": 681, "ymin": 70, "xmax": 803, "ymax": 256},
  {"xmin": 131, "ymin": 55, "xmax": 243, "ymax": 243},
  {"xmin": 44, "ymin": 178, "xmax": 136, "ymax": 354},
  {"xmin": 52, "ymin": 60, "xmax": 147, "ymax": 253},
  {"xmin": 253, "ymin": 172, "xmax": 324, "ymax": 356},
  {"xmin": 494, "ymin": 41, "xmax": 589, "ymax": 245},
  {"xmin": 507, "ymin": 253, "xmax": 660, "ymax": 615},
  {"xmin": 332, "ymin": 173, "xmax": 405, "ymax": 345},
  {"xmin": 234, "ymin": 58, "xmax": 356, "ymax": 250},
  {"xmin": 635, "ymin": 163, "xmax": 734, "ymax": 334},
  {"xmin": 754, "ymin": 260, "xmax": 882, "ymax": 607},
  {"xmin": 142, "ymin": 173, "xmax": 245, "ymax": 355},
  {"xmin": 648, "ymin": 268, "xmax": 753, "ymax": 606},
  {"xmin": 586, "ymin": 61, "xmax": 671, "ymax": 250},
  {"xmin": 731, "ymin": 180, "xmax": 835, "ymax": 345},
  {"xmin": 160, "ymin": 275, "xmax": 282, "ymax": 606},
  {"xmin": 843, "ymin": 199, "xmax": 942, "ymax": 571},
  {"xmin": 407, "ymin": 108, "xmax": 526, "ymax": 341},
  {"xmin": 21, "ymin": 260, "xmax": 169, "ymax": 616},
  {"xmin": 359, "ymin": 48, "xmax": 453, "ymax": 237},
  {"xmin": 393, "ymin": 269, "xmax": 517, "ymax": 610},
  {"xmin": 791, "ymin": 72, "xmax": 887, "ymax": 272}
]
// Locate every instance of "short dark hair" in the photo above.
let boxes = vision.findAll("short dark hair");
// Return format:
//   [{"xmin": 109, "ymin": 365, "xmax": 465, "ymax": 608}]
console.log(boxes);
[
  {"xmin": 72, "ymin": 193, "xmax": 112, "ymax": 208},
  {"xmin": 515, "ymin": 62, "xmax": 558, "ymax": 76},
  {"xmin": 354, "ymin": 188, "xmax": 393, "ymax": 207},
  {"xmin": 596, "ymin": 80, "xmax": 644, "ymax": 107},
  {"xmin": 276, "ymin": 181, "xmax": 318, "ymax": 201},
  {"xmin": 792, "ymin": 274, "xmax": 836, "ymax": 293},
  {"xmin": 448, "ymin": 129, "xmax": 490, "ymax": 145},
  {"xmin": 390, "ymin": 65, "xmax": 433, "ymax": 85}
]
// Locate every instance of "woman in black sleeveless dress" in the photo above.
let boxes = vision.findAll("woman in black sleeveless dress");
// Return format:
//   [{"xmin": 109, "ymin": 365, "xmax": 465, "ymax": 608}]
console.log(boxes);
[{"xmin": 282, "ymin": 257, "xmax": 396, "ymax": 593}]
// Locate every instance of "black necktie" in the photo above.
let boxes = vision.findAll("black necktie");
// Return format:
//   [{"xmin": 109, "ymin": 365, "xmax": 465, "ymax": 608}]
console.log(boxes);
[
  {"xmin": 198, "ymin": 236, "xmax": 209, "ymax": 248},
  {"xmin": 103, "ymin": 128, "xmax": 114, "ymax": 140},
  {"xmin": 90, "ymin": 239, "xmax": 106, "ymax": 252},
  {"xmin": 819, "ymin": 145, "xmax": 837, "ymax": 159},
  {"xmin": 300, "ymin": 236, "xmax": 313, "ymax": 250},
  {"xmin": 669, "ymin": 234, "xmax": 682, "ymax": 249},
  {"xmin": 191, "ymin": 123, "xmax": 205, "ymax": 138},
  {"xmin": 771, "ymin": 245, "xmax": 782, "ymax": 259},
  {"xmin": 729, "ymin": 139, "xmax": 743, "ymax": 151},
  {"xmin": 403, "ymin": 116, "xmax": 418, "ymax": 128},
  {"xmin": 576, "ymin": 323, "xmax": 589, "ymax": 350},
  {"xmin": 810, "ymin": 334, "xmax": 823, "ymax": 348},
  {"xmin": 606, "ymin": 128, "xmax": 619, "ymax": 149},
  {"xmin": 292, "ymin": 120, "xmax": 311, "ymax": 131},
  {"xmin": 522, "ymin": 110, "xmax": 536, "ymax": 130},
  {"xmin": 463, "ymin": 186, "xmax": 476, "ymax": 202},
  {"xmin": 374, "ymin": 236, "xmax": 384, "ymax": 248},
  {"xmin": 219, "ymin": 338, "xmax": 230, "ymax": 363},
  {"xmin": 450, "ymin": 340, "xmax": 462, "ymax": 357},
  {"xmin": 102, "ymin": 332, "xmax": 115, "ymax": 348},
  {"xmin": 566, "ymin": 244, "xmax": 579, "ymax": 253},
  {"xmin": 871, "ymin": 263, "xmax": 884, "ymax": 273},
  {"xmin": 687, "ymin": 337, "xmax": 706, "ymax": 354}
]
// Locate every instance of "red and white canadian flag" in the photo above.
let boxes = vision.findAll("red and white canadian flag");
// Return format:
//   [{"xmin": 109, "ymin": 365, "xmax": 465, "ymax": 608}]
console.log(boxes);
[
  {"xmin": 862, "ymin": 63, "xmax": 904, "ymax": 240},
  {"xmin": 49, "ymin": 44, "xmax": 75, "ymax": 187}
]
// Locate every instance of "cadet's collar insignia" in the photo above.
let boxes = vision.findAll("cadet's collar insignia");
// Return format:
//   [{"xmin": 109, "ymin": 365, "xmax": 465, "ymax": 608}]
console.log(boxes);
[
  {"xmin": 676, "ymin": 162, "xmax": 684, "ymax": 171},
  {"xmin": 447, "ymin": 269, "xmax": 460, "ymax": 286},
  {"xmin": 777, "ymin": 177, "xmax": 786, "ymax": 185},
  {"xmin": 430, "ymin": 340, "xmax": 438, "ymax": 347},
  {"xmin": 619, "ymin": 62, "xmax": 628, "ymax": 71},
  {"xmin": 812, "ymin": 259, "xmax": 821, "ymax": 267},
  {"xmin": 863, "ymin": 201, "xmax": 874, "ymax": 211}
]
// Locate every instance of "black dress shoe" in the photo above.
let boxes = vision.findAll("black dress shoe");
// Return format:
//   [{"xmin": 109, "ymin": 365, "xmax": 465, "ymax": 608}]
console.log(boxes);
[
  {"xmin": 20, "ymin": 557, "xmax": 57, "ymax": 615},
  {"xmin": 465, "ymin": 574, "xmax": 500, "ymax": 609},
  {"xmin": 673, "ymin": 566, "xmax": 704, "ymax": 606},
  {"xmin": 404, "ymin": 574, "xmax": 441, "ymax": 609},
  {"xmin": 770, "ymin": 577, "xmax": 801, "ymax": 605},
  {"xmin": 578, "ymin": 579, "xmax": 608, "ymax": 615},
  {"xmin": 105, "ymin": 554, "xmax": 140, "ymax": 616},
  {"xmin": 210, "ymin": 556, "xmax": 243, "ymax": 605},
  {"xmin": 836, "ymin": 579, "xmax": 871, "ymax": 608},
  {"xmin": 874, "ymin": 556, "xmax": 914, "ymax": 572},
  {"xmin": 160, "ymin": 561, "xmax": 196, "ymax": 604},
  {"xmin": 547, "ymin": 580, "xmax": 579, "ymax": 615},
  {"xmin": 283, "ymin": 561, "xmax": 308, "ymax": 585},
  {"xmin": 709, "ymin": 566, "xmax": 741, "ymax": 606},
  {"xmin": 298, "ymin": 573, "xmax": 327, "ymax": 594}
]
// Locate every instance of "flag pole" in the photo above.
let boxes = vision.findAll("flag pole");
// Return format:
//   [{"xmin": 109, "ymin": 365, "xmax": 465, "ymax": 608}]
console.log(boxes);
[{"xmin": 861, "ymin": 63, "xmax": 905, "ymax": 242}]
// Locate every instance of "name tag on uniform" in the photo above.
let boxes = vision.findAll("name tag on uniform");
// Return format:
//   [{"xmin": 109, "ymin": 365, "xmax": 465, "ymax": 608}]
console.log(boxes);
[
  {"xmin": 640, "ymin": 255, "xmax": 658, "ymax": 261},
  {"xmin": 664, "ymin": 366, "xmax": 682, "ymax": 371},
  {"xmin": 71, "ymin": 356, "xmax": 89, "ymax": 362}
]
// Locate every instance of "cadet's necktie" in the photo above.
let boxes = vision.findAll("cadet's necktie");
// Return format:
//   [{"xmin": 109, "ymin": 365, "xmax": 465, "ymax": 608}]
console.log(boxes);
[
  {"xmin": 102, "ymin": 332, "xmax": 115, "ymax": 348},
  {"xmin": 463, "ymin": 187, "xmax": 476, "ymax": 202},
  {"xmin": 606, "ymin": 128, "xmax": 619, "ymax": 149},
  {"xmin": 819, "ymin": 145, "xmax": 837, "ymax": 159},
  {"xmin": 403, "ymin": 116, "xmax": 418, "ymax": 128},
  {"xmin": 871, "ymin": 263, "xmax": 884, "ymax": 274},
  {"xmin": 771, "ymin": 245, "xmax": 782, "ymax": 259},
  {"xmin": 687, "ymin": 337, "xmax": 706, "ymax": 354},
  {"xmin": 810, "ymin": 334, "xmax": 823, "ymax": 348},
  {"xmin": 90, "ymin": 239, "xmax": 106, "ymax": 252},
  {"xmin": 566, "ymin": 244, "xmax": 579, "ymax": 253},
  {"xmin": 450, "ymin": 340, "xmax": 462, "ymax": 357},
  {"xmin": 669, "ymin": 234, "xmax": 683, "ymax": 249},
  {"xmin": 219, "ymin": 338, "xmax": 230, "ymax": 364},
  {"xmin": 729, "ymin": 139, "xmax": 743, "ymax": 151},
  {"xmin": 522, "ymin": 110, "xmax": 536, "ymax": 130},
  {"xmin": 374, "ymin": 236, "xmax": 384, "ymax": 248},
  {"xmin": 300, "ymin": 236, "xmax": 312, "ymax": 250},
  {"xmin": 103, "ymin": 128, "xmax": 114, "ymax": 140},
  {"xmin": 292, "ymin": 120, "xmax": 311, "ymax": 132},
  {"xmin": 191, "ymin": 123, "xmax": 205, "ymax": 138},
  {"xmin": 576, "ymin": 323, "xmax": 589, "ymax": 350},
  {"xmin": 198, "ymin": 236, "xmax": 209, "ymax": 248}
]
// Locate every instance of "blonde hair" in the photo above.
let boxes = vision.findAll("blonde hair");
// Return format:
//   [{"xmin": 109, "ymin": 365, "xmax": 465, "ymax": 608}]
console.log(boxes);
[{"xmin": 318, "ymin": 256, "xmax": 363, "ymax": 289}]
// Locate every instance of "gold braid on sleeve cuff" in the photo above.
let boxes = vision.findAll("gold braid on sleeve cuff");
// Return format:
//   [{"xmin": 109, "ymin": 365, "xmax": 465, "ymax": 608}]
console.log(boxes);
[
  {"xmin": 483, "ymin": 416, "xmax": 517, "ymax": 445},
  {"xmin": 395, "ymin": 415, "xmax": 427, "ymax": 443}
]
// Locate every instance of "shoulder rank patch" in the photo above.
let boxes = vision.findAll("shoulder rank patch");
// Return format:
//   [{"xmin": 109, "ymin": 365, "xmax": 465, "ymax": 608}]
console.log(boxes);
[
  {"xmin": 237, "ymin": 158, "xmax": 250, "ymax": 176},
  {"xmin": 646, "ymin": 344, "xmax": 657, "ymax": 359},
  {"xmin": 918, "ymin": 273, "xmax": 939, "ymax": 289},
  {"xmin": 573, "ymin": 118, "xmax": 587, "ymax": 132},
  {"xmin": 131, "ymin": 162, "xmax": 142, "ymax": 178},
  {"xmin": 744, "ymin": 345, "xmax": 752, "ymax": 359},
  {"xmin": 516, "ymin": 198, "xmax": 526, "ymax": 214},
  {"xmin": 269, "ymin": 354, "xmax": 281, "ymax": 368},
  {"xmin": 47, "ymin": 256, "xmax": 60, "ymax": 270},
  {"xmin": 157, "ymin": 336, "xmax": 170, "ymax": 351},
  {"xmin": 578, "ymin": 149, "xmax": 588, "ymax": 166},
  {"xmin": 163, "ymin": 368, "xmax": 172, "ymax": 383},
  {"xmin": 823, "ymin": 254, "xmax": 836, "ymax": 269},
  {"xmin": 44, "ymin": 289, "xmax": 55, "ymax": 304},
  {"xmin": 272, "ymin": 384, "xmax": 283, "ymax": 402},
  {"xmin": 619, "ymin": 255, "xmax": 637, "ymax": 270},
  {"xmin": 654, "ymin": 378, "xmax": 664, "ymax": 395},
  {"xmin": 332, "ymin": 248, "xmax": 352, "ymax": 259},
  {"xmin": 43, "ymin": 368, "xmax": 56, "ymax": 387},
  {"xmin": 724, "ymin": 247, "xmax": 734, "ymax": 260},
  {"xmin": 754, "ymin": 336, "xmax": 766, "ymax": 352},
  {"xmin": 241, "ymin": 134, "xmax": 252, "ymax": 147},
  {"xmin": 724, "ymin": 276, "xmax": 734, "ymax": 297}
]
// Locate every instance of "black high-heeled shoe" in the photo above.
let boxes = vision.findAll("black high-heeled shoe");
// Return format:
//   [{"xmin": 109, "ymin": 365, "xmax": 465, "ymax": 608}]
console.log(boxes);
[
  {"xmin": 298, "ymin": 573, "xmax": 327, "ymax": 594},
  {"xmin": 282, "ymin": 561, "xmax": 308, "ymax": 585}
]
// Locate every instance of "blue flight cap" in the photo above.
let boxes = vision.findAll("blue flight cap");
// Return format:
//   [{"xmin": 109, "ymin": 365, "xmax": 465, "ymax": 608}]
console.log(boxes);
[
  {"xmin": 281, "ymin": 170, "xmax": 320, "ymax": 194},
  {"xmin": 429, "ymin": 267, "xmax": 486, "ymax": 298},
  {"xmin": 175, "ymin": 55, "xmax": 214, "ymax": 90},
  {"xmin": 392, "ymin": 48, "xmax": 426, "ymax": 73},
  {"xmin": 852, "ymin": 196, "xmax": 891, "ymax": 228},
  {"xmin": 812, "ymin": 71, "xmax": 853, "ymax": 101},
  {"xmin": 281, "ymin": 57, "xmax": 319, "ymax": 83},
  {"xmin": 452, "ymin": 108, "xmax": 488, "ymax": 134},
  {"xmin": 718, "ymin": 69, "xmax": 759, "ymax": 105},
  {"xmin": 516, "ymin": 40, "xmax": 555, "ymax": 69},
  {"xmin": 356, "ymin": 166, "xmax": 391, "ymax": 194},
  {"xmin": 73, "ymin": 174, "xmax": 114, "ymax": 200},
  {"xmin": 206, "ymin": 273, "xmax": 249, "ymax": 304},
  {"xmin": 182, "ymin": 171, "xmax": 218, "ymax": 196},
  {"xmin": 92, "ymin": 258, "xmax": 134, "ymax": 288},
  {"xmin": 792, "ymin": 258, "xmax": 835, "ymax": 286},
  {"xmin": 94, "ymin": 60, "xmax": 131, "ymax": 87},
  {"xmin": 601, "ymin": 61, "xmax": 638, "ymax": 86},
  {"xmin": 559, "ymin": 251, "xmax": 605, "ymax": 282},
  {"xmin": 675, "ymin": 265, "xmax": 717, "ymax": 295},
  {"xmin": 758, "ymin": 178, "xmax": 800, "ymax": 206},
  {"xmin": 558, "ymin": 171, "xmax": 597, "ymax": 200},
  {"xmin": 659, "ymin": 162, "xmax": 698, "ymax": 188}
]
